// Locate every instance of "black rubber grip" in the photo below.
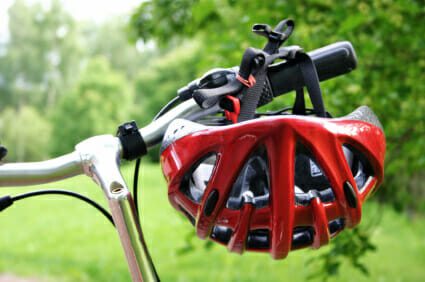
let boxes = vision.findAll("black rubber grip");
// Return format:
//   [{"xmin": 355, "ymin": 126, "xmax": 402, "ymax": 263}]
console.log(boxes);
[{"xmin": 266, "ymin": 41, "xmax": 357, "ymax": 99}]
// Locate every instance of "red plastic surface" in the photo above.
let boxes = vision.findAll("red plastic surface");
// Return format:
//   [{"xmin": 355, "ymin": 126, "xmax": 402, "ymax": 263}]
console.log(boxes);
[{"xmin": 161, "ymin": 115, "xmax": 385, "ymax": 259}]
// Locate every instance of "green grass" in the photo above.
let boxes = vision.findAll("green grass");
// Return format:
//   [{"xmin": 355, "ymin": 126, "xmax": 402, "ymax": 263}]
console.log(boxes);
[{"xmin": 0, "ymin": 163, "xmax": 424, "ymax": 281}]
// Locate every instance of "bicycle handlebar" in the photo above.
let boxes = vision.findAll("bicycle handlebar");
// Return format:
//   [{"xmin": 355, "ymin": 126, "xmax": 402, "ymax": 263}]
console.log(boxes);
[
  {"xmin": 0, "ymin": 152, "xmax": 83, "ymax": 186},
  {"xmin": 139, "ymin": 100, "xmax": 220, "ymax": 148},
  {"xmin": 0, "ymin": 99, "xmax": 207, "ymax": 281},
  {"xmin": 190, "ymin": 41, "xmax": 357, "ymax": 109},
  {"xmin": 0, "ymin": 40, "xmax": 358, "ymax": 184},
  {"xmin": 0, "ymin": 100, "xmax": 212, "ymax": 187},
  {"xmin": 267, "ymin": 41, "xmax": 357, "ymax": 98},
  {"xmin": 0, "ymin": 41, "xmax": 358, "ymax": 188}
]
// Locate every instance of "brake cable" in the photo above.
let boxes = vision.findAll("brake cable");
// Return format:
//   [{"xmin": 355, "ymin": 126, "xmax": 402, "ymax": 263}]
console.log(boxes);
[
  {"xmin": 133, "ymin": 158, "xmax": 142, "ymax": 216},
  {"xmin": 0, "ymin": 189, "xmax": 115, "ymax": 226},
  {"xmin": 153, "ymin": 96, "xmax": 181, "ymax": 121},
  {"xmin": 0, "ymin": 158, "xmax": 145, "ymax": 226}
]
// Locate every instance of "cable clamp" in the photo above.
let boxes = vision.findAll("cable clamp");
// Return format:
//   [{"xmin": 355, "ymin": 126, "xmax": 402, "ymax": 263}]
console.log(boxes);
[{"xmin": 116, "ymin": 121, "xmax": 147, "ymax": 160}]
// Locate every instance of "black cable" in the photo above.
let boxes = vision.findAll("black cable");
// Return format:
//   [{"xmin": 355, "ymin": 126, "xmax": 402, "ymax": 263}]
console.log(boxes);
[
  {"xmin": 153, "ymin": 96, "xmax": 181, "ymax": 121},
  {"xmin": 133, "ymin": 158, "xmax": 141, "ymax": 216},
  {"xmin": 255, "ymin": 106, "xmax": 293, "ymax": 116},
  {"xmin": 255, "ymin": 107, "xmax": 326, "ymax": 117},
  {"xmin": 11, "ymin": 189, "xmax": 115, "ymax": 226}
]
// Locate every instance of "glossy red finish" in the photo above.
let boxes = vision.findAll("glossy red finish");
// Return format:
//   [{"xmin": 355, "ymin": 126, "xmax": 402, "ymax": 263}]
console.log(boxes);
[
  {"xmin": 160, "ymin": 114, "xmax": 385, "ymax": 259},
  {"xmin": 227, "ymin": 203, "xmax": 255, "ymax": 254},
  {"xmin": 311, "ymin": 197, "xmax": 330, "ymax": 248}
]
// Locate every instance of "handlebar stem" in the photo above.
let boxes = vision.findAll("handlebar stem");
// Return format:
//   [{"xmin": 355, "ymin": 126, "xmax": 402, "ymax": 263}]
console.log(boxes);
[{"xmin": 75, "ymin": 135, "xmax": 158, "ymax": 282}]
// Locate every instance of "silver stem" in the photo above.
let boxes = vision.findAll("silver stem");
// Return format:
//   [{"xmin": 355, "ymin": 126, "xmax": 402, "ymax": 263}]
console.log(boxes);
[
  {"xmin": 76, "ymin": 135, "xmax": 158, "ymax": 282},
  {"xmin": 109, "ymin": 191, "xmax": 158, "ymax": 282}
]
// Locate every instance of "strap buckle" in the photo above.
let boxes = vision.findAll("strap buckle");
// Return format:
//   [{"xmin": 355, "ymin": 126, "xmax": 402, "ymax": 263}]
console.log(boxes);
[{"xmin": 221, "ymin": 96, "xmax": 241, "ymax": 124}]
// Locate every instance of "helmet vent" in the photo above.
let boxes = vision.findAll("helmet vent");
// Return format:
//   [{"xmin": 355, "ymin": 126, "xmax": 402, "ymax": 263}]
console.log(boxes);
[
  {"xmin": 291, "ymin": 227, "xmax": 314, "ymax": 250},
  {"xmin": 226, "ymin": 146, "xmax": 270, "ymax": 210},
  {"xmin": 294, "ymin": 142, "xmax": 333, "ymax": 205},
  {"xmin": 180, "ymin": 153, "xmax": 217, "ymax": 203},
  {"xmin": 210, "ymin": 225, "xmax": 232, "ymax": 244},
  {"xmin": 178, "ymin": 204, "xmax": 195, "ymax": 226},
  {"xmin": 247, "ymin": 229, "xmax": 270, "ymax": 249},
  {"xmin": 342, "ymin": 144, "xmax": 374, "ymax": 191},
  {"xmin": 328, "ymin": 218, "xmax": 345, "ymax": 237},
  {"xmin": 160, "ymin": 119, "xmax": 208, "ymax": 153}
]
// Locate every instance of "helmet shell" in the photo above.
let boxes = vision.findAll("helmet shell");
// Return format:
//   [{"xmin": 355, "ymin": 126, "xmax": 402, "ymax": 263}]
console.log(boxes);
[{"xmin": 160, "ymin": 113, "xmax": 385, "ymax": 259}]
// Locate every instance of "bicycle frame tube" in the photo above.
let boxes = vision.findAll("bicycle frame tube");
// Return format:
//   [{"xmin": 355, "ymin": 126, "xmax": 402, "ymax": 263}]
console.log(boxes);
[{"xmin": 0, "ymin": 99, "xmax": 215, "ymax": 282}]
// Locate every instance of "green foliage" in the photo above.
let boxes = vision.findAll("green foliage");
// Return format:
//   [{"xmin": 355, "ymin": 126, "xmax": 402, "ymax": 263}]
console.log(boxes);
[
  {"xmin": 129, "ymin": 0, "xmax": 198, "ymax": 44},
  {"xmin": 0, "ymin": 0, "xmax": 81, "ymax": 110},
  {"xmin": 0, "ymin": 1, "xmax": 149, "ymax": 161},
  {"xmin": 0, "ymin": 106, "xmax": 51, "ymax": 162},
  {"xmin": 308, "ymin": 226, "xmax": 377, "ymax": 280},
  {"xmin": 82, "ymin": 18, "xmax": 154, "ymax": 80},
  {"xmin": 0, "ymin": 164, "xmax": 424, "ymax": 281},
  {"xmin": 133, "ymin": 42, "xmax": 201, "ymax": 160},
  {"xmin": 50, "ymin": 57, "xmax": 133, "ymax": 155}
]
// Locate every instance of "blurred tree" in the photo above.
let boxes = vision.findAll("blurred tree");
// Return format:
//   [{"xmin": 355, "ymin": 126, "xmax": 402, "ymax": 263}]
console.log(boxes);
[
  {"xmin": 0, "ymin": 1, "xmax": 156, "ymax": 161},
  {"xmin": 133, "ymin": 42, "xmax": 201, "ymax": 160},
  {"xmin": 82, "ymin": 18, "xmax": 154, "ymax": 81},
  {"xmin": 0, "ymin": 106, "xmax": 52, "ymax": 162},
  {"xmin": 0, "ymin": 0, "xmax": 81, "ymax": 111},
  {"xmin": 50, "ymin": 56, "xmax": 133, "ymax": 156}
]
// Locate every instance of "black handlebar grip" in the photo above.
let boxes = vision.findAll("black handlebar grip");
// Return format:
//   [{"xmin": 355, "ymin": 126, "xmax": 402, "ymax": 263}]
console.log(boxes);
[{"xmin": 265, "ymin": 41, "xmax": 357, "ymax": 101}]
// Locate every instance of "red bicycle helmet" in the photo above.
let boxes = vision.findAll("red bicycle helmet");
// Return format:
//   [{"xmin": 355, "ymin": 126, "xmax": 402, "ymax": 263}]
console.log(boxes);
[{"xmin": 160, "ymin": 105, "xmax": 385, "ymax": 259}]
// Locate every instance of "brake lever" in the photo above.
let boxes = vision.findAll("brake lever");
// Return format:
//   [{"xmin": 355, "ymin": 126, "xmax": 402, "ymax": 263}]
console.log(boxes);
[
  {"xmin": 177, "ymin": 68, "xmax": 236, "ymax": 102},
  {"xmin": 193, "ymin": 79, "xmax": 243, "ymax": 109}
]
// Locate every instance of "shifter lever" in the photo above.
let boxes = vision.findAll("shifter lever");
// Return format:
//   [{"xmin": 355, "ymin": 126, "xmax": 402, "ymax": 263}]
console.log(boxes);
[{"xmin": 177, "ymin": 68, "xmax": 236, "ymax": 102}]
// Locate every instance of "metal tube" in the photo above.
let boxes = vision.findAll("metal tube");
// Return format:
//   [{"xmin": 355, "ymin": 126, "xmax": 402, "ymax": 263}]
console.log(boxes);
[
  {"xmin": 76, "ymin": 134, "xmax": 158, "ymax": 282},
  {"xmin": 0, "ymin": 133, "xmax": 159, "ymax": 281},
  {"xmin": 109, "ymin": 190, "xmax": 159, "ymax": 282},
  {"xmin": 0, "ymin": 151, "xmax": 83, "ymax": 187},
  {"xmin": 0, "ymin": 99, "xmax": 213, "ymax": 187},
  {"xmin": 139, "ymin": 99, "xmax": 219, "ymax": 148}
]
